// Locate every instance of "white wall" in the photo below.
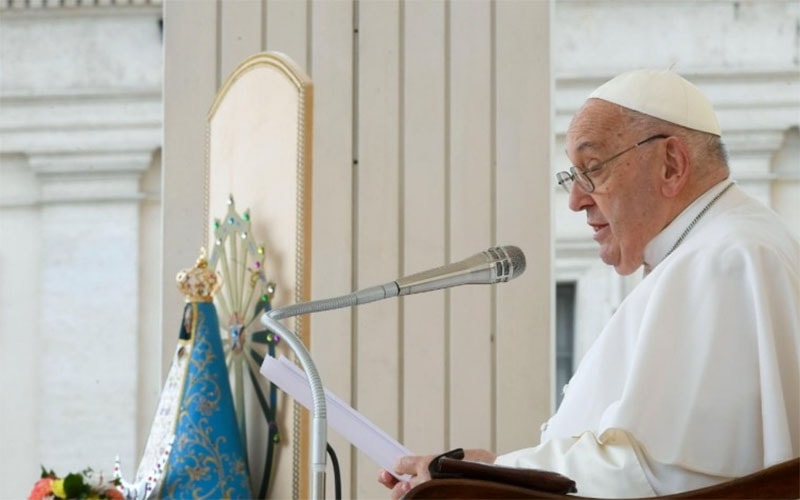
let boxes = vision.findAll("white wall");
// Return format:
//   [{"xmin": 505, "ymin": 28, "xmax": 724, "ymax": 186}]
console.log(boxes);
[{"xmin": 0, "ymin": 3, "xmax": 163, "ymax": 497}]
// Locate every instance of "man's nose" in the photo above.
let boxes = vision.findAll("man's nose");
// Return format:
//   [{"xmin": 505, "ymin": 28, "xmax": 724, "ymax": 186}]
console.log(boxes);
[{"xmin": 568, "ymin": 183, "xmax": 595, "ymax": 212}]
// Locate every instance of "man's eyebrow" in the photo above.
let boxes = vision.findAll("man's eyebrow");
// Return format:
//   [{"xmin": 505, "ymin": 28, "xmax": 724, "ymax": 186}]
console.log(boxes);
[
  {"xmin": 564, "ymin": 140, "xmax": 600, "ymax": 159},
  {"xmin": 575, "ymin": 140, "xmax": 600, "ymax": 152}
]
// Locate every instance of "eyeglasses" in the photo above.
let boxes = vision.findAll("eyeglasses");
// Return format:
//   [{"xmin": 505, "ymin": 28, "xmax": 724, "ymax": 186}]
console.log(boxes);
[{"xmin": 555, "ymin": 134, "xmax": 669, "ymax": 193}]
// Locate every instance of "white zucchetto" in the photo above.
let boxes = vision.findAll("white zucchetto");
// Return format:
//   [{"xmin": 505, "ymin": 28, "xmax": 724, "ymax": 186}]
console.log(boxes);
[{"xmin": 589, "ymin": 69, "xmax": 721, "ymax": 136}]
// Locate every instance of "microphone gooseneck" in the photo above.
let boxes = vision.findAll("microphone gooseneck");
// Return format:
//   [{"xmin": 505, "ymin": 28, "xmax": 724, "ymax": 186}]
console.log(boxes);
[
  {"xmin": 259, "ymin": 244, "xmax": 525, "ymax": 500},
  {"xmin": 266, "ymin": 245, "xmax": 525, "ymax": 320}
]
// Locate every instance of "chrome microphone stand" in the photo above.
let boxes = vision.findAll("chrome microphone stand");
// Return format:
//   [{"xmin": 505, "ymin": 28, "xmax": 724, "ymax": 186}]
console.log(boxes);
[{"xmin": 260, "ymin": 314, "xmax": 327, "ymax": 500}]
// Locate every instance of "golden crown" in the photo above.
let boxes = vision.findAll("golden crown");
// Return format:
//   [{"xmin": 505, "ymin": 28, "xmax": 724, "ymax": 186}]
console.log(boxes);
[{"xmin": 176, "ymin": 248, "xmax": 221, "ymax": 302}]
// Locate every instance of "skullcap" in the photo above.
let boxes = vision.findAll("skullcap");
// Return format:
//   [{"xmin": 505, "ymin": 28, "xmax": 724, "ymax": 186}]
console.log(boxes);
[{"xmin": 589, "ymin": 69, "xmax": 721, "ymax": 136}]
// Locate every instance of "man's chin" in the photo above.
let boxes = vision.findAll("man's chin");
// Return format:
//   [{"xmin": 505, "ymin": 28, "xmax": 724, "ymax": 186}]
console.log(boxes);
[
  {"xmin": 597, "ymin": 246, "xmax": 641, "ymax": 276},
  {"xmin": 613, "ymin": 262, "xmax": 641, "ymax": 276}
]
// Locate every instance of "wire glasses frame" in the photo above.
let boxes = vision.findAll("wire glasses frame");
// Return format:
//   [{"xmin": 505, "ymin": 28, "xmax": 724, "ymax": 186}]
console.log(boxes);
[{"xmin": 556, "ymin": 134, "xmax": 670, "ymax": 193}]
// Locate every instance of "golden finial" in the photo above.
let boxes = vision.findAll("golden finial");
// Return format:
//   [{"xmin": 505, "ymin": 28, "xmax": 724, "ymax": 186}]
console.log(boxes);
[{"xmin": 176, "ymin": 248, "xmax": 221, "ymax": 302}]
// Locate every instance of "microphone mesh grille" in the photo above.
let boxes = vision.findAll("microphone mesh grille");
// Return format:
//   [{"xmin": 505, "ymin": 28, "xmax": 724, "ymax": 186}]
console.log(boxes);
[{"xmin": 504, "ymin": 245, "xmax": 526, "ymax": 278}]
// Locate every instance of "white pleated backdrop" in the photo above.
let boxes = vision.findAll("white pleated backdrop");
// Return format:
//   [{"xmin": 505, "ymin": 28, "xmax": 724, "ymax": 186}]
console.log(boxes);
[{"xmin": 162, "ymin": 1, "xmax": 553, "ymax": 498}]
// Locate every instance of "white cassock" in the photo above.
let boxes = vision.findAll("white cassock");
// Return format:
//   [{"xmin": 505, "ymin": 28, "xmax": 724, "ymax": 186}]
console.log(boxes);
[{"xmin": 495, "ymin": 180, "xmax": 800, "ymax": 497}]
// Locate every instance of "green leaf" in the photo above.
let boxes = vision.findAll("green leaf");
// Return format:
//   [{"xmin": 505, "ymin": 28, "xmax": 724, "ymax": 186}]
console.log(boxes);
[{"xmin": 63, "ymin": 472, "xmax": 88, "ymax": 498}]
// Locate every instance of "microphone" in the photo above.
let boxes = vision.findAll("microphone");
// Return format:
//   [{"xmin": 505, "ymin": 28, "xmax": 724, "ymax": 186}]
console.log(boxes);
[
  {"xmin": 259, "ymin": 245, "xmax": 524, "ymax": 499},
  {"xmin": 265, "ymin": 245, "xmax": 525, "ymax": 320}
]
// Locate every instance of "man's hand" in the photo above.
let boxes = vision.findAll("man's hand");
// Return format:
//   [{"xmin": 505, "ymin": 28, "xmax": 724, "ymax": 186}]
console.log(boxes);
[
  {"xmin": 377, "ymin": 449, "xmax": 496, "ymax": 499},
  {"xmin": 377, "ymin": 454, "xmax": 434, "ymax": 500}
]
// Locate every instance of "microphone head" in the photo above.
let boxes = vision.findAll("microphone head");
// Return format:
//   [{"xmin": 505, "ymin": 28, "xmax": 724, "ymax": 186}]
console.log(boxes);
[{"xmin": 486, "ymin": 245, "xmax": 526, "ymax": 282}]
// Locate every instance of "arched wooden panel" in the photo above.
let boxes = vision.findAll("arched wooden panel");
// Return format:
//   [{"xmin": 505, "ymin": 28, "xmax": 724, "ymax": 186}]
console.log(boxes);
[{"xmin": 206, "ymin": 51, "xmax": 313, "ymax": 500}]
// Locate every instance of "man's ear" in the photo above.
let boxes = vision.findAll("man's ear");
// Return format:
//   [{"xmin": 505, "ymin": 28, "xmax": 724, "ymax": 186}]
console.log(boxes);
[{"xmin": 660, "ymin": 136, "xmax": 690, "ymax": 198}]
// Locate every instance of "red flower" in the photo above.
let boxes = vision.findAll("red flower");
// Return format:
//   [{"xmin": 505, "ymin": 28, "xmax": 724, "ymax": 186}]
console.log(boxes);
[
  {"xmin": 28, "ymin": 477, "xmax": 53, "ymax": 500},
  {"xmin": 104, "ymin": 487, "xmax": 125, "ymax": 500}
]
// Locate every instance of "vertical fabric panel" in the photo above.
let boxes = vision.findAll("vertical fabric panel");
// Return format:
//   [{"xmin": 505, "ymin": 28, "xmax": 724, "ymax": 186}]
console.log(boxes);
[
  {"xmin": 356, "ymin": 1, "xmax": 401, "ymax": 497},
  {"xmin": 494, "ymin": 0, "xmax": 552, "ymax": 453},
  {"xmin": 401, "ymin": 0, "xmax": 448, "ymax": 455},
  {"xmin": 219, "ymin": 0, "xmax": 262, "ymax": 81},
  {"xmin": 309, "ymin": 1, "xmax": 355, "ymax": 498},
  {"xmin": 447, "ymin": 0, "xmax": 494, "ymax": 451},
  {"xmin": 163, "ymin": 1, "xmax": 555, "ymax": 496},
  {"xmin": 162, "ymin": 0, "xmax": 218, "ymax": 374},
  {"xmin": 266, "ymin": 0, "xmax": 309, "ymax": 69}
]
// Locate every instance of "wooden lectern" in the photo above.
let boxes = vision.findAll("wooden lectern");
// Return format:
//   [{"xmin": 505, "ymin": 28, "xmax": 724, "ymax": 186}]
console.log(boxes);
[{"xmin": 405, "ymin": 457, "xmax": 800, "ymax": 499}]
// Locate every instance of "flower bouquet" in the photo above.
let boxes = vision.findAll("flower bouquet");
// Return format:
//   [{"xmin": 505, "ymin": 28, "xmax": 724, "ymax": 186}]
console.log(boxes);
[{"xmin": 29, "ymin": 467, "xmax": 123, "ymax": 500}]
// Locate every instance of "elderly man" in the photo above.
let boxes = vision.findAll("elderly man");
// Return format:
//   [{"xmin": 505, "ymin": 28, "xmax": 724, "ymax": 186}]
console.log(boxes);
[{"xmin": 379, "ymin": 69, "xmax": 800, "ymax": 498}]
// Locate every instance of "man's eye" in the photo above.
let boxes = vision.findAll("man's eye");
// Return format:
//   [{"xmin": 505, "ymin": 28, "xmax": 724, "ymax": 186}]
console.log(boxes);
[{"xmin": 582, "ymin": 162, "xmax": 600, "ymax": 172}]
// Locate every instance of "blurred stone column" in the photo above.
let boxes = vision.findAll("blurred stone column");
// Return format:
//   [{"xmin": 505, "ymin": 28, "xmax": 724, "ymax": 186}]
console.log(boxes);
[
  {"xmin": 29, "ymin": 152, "xmax": 151, "ymax": 473},
  {"xmin": 0, "ymin": 5, "xmax": 163, "ymax": 495}
]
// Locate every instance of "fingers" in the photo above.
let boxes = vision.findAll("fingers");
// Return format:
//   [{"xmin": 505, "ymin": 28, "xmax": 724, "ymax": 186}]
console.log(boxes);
[
  {"xmin": 379, "ymin": 454, "xmax": 436, "ymax": 498},
  {"xmin": 463, "ymin": 448, "xmax": 496, "ymax": 463},
  {"xmin": 378, "ymin": 469, "xmax": 411, "ymax": 500},
  {"xmin": 391, "ymin": 480, "xmax": 412, "ymax": 500},
  {"xmin": 377, "ymin": 469, "xmax": 399, "ymax": 489},
  {"xmin": 395, "ymin": 454, "xmax": 433, "ymax": 477}
]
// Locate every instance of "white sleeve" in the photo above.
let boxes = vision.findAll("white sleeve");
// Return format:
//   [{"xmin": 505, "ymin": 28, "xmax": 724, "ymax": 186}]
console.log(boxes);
[
  {"xmin": 494, "ymin": 429, "xmax": 733, "ymax": 497},
  {"xmin": 494, "ymin": 429, "xmax": 654, "ymax": 498}
]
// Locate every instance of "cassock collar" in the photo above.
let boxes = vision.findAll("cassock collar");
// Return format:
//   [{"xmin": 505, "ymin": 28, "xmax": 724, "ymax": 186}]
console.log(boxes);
[{"xmin": 642, "ymin": 179, "xmax": 733, "ymax": 274}]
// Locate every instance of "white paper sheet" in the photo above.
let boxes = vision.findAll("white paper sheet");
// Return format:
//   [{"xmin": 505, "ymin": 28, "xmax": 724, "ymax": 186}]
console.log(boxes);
[{"xmin": 260, "ymin": 355, "xmax": 413, "ymax": 481}]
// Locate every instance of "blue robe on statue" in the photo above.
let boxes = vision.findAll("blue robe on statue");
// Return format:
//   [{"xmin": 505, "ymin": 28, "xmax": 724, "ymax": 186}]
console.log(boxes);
[{"xmin": 157, "ymin": 301, "xmax": 252, "ymax": 499}]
